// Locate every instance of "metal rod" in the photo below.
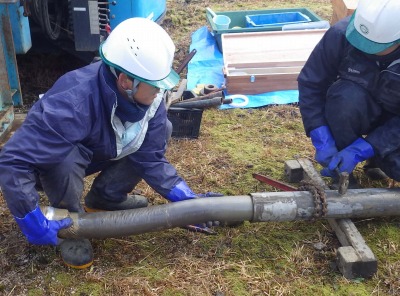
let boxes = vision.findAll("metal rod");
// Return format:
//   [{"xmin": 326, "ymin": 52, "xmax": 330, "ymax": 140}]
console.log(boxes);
[
  {"xmin": 175, "ymin": 90, "xmax": 225, "ymax": 103},
  {"xmin": 42, "ymin": 188, "xmax": 400, "ymax": 240},
  {"xmin": 175, "ymin": 49, "xmax": 197, "ymax": 74},
  {"xmin": 171, "ymin": 97, "xmax": 223, "ymax": 109},
  {"xmin": 252, "ymin": 173, "xmax": 297, "ymax": 191},
  {"xmin": 52, "ymin": 196, "xmax": 253, "ymax": 239},
  {"xmin": 251, "ymin": 188, "xmax": 400, "ymax": 222}
]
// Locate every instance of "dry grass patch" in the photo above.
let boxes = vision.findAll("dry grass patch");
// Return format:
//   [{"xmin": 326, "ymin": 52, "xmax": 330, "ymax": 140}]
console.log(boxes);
[{"xmin": 2, "ymin": 0, "xmax": 400, "ymax": 295}]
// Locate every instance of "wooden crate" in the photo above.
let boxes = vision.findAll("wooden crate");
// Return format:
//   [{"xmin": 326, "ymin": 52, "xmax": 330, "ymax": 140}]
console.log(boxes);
[
  {"xmin": 222, "ymin": 29, "xmax": 327, "ymax": 95},
  {"xmin": 331, "ymin": 0, "xmax": 358, "ymax": 24}
]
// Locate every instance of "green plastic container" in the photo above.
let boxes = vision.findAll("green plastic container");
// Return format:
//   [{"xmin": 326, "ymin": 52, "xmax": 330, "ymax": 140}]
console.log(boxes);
[{"xmin": 206, "ymin": 8, "xmax": 325, "ymax": 52}]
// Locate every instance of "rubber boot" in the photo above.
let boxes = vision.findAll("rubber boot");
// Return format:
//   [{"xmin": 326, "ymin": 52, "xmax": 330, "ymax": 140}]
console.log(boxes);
[
  {"xmin": 363, "ymin": 158, "xmax": 388, "ymax": 180},
  {"xmin": 84, "ymin": 190, "xmax": 148, "ymax": 212},
  {"xmin": 60, "ymin": 239, "xmax": 93, "ymax": 269}
]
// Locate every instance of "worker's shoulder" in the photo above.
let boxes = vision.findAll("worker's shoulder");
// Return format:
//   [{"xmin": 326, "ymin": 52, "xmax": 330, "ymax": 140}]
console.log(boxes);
[
  {"xmin": 329, "ymin": 16, "xmax": 351, "ymax": 36},
  {"xmin": 318, "ymin": 16, "xmax": 351, "ymax": 48},
  {"xmin": 46, "ymin": 62, "xmax": 102, "ymax": 100},
  {"xmin": 60, "ymin": 61, "xmax": 101, "ymax": 85}
]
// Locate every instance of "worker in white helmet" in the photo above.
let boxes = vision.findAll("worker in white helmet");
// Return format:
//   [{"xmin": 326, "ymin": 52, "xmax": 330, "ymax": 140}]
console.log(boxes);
[
  {"xmin": 298, "ymin": 0, "xmax": 400, "ymax": 188},
  {"xmin": 0, "ymin": 18, "xmax": 221, "ymax": 269}
]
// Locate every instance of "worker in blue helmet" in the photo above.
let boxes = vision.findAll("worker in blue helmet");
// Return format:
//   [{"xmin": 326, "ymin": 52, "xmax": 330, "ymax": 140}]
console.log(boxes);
[
  {"xmin": 298, "ymin": 0, "xmax": 400, "ymax": 188},
  {"xmin": 0, "ymin": 17, "xmax": 221, "ymax": 270}
]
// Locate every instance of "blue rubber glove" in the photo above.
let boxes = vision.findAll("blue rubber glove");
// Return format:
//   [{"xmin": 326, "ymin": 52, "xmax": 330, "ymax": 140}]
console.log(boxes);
[
  {"xmin": 166, "ymin": 180, "xmax": 197, "ymax": 201},
  {"xmin": 321, "ymin": 138, "xmax": 375, "ymax": 177},
  {"xmin": 310, "ymin": 126, "xmax": 338, "ymax": 167},
  {"xmin": 14, "ymin": 206, "xmax": 73, "ymax": 246},
  {"xmin": 166, "ymin": 181, "xmax": 223, "ymax": 233},
  {"xmin": 166, "ymin": 180, "xmax": 223, "ymax": 201}
]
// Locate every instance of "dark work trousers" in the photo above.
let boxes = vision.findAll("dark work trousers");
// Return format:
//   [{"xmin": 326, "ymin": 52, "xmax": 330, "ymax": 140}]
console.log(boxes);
[
  {"xmin": 324, "ymin": 79, "xmax": 400, "ymax": 180},
  {"xmin": 325, "ymin": 79, "xmax": 383, "ymax": 150},
  {"xmin": 36, "ymin": 119, "xmax": 173, "ymax": 212}
]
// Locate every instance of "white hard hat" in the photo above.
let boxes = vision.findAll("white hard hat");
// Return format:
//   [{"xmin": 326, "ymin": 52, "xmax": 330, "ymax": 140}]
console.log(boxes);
[
  {"xmin": 99, "ymin": 17, "xmax": 179, "ymax": 89},
  {"xmin": 346, "ymin": 0, "xmax": 400, "ymax": 54}
]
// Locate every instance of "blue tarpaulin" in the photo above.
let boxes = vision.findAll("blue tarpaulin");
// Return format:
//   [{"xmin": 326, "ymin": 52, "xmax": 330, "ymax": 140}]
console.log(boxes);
[{"xmin": 187, "ymin": 26, "xmax": 299, "ymax": 109}]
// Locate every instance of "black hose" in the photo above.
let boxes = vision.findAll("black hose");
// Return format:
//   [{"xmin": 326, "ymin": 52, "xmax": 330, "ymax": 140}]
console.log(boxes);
[
  {"xmin": 30, "ymin": 0, "xmax": 43, "ymax": 29},
  {"xmin": 40, "ymin": 0, "xmax": 62, "ymax": 40},
  {"xmin": 29, "ymin": 0, "xmax": 62, "ymax": 40}
]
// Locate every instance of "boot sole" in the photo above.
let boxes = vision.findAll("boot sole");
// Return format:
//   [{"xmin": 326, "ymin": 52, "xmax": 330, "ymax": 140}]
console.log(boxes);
[
  {"xmin": 60, "ymin": 239, "xmax": 94, "ymax": 269},
  {"xmin": 84, "ymin": 205, "xmax": 107, "ymax": 213},
  {"xmin": 63, "ymin": 260, "xmax": 94, "ymax": 269},
  {"xmin": 364, "ymin": 168, "xmax": 388, "ymax": 181}
]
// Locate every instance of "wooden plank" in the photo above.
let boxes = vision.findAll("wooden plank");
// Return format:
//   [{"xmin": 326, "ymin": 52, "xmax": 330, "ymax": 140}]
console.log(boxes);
[
  {"xmin": 296, "ymin": 157, "xmax": 356, "ymax": 246},
  {"xmin": 225, "ymin": 74, "xmax": 300, "ymax": 95},
  {"xmin": 222, "ymin": 29, "xmax": 327, "ymax": 94},
  {"xmin": 227, "ymin": 66, "xmax": 304, "ymax": 75},
  {"xmin": 327, "ymin": 218, "xmax": 351, "ymax": 247},
  {"xmin": 222, "ymin": 29, "xmax": 327, "ymax": 65},
  {"xmin": 296, "ymin": 158, "xmax": 328, "ymax": 189},
  {"xmin": 336, "ymin": 246, "xmax": 377, "ymax": 279},
  {"xmin": 226, "ymin": 60, "xmax": 305, "ymax": 69},
  {"xmin": 338, "ymin": 219, "xmax": 376, "ymax": 262},
  {"xmin": 289, "ymin": 158, "xmax": 377, "ymax": 279},
  {"xmin": 331, "ymin": 0, "xmax": 358, "ymax": 24},
  {"xmin": 284, "ymin": 159, "xmax": 304, "ymax": 183}
]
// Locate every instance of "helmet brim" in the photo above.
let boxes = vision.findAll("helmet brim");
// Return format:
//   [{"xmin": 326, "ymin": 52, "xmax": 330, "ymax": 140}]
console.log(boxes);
[
  {"xmin": 346, "ymin": 12, "xmax": 397, "ymax": 54},
  {"xmin": 137, "ymin": 69, "xmax": 180, "ymax": 90}
]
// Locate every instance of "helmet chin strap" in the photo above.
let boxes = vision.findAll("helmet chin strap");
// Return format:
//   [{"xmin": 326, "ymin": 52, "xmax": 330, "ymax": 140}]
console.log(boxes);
[
  {"xmin": 110, "ymin": 66, "xmax": 140, "ymax": 103},
  {"xmin": 123, "ymin": 79, "xmax": 140, "ymax": 102}
]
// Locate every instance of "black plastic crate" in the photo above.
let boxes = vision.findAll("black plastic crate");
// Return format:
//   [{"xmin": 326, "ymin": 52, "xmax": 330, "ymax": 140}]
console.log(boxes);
[{"xmin": 167, "ymin": 107, "xmax": 203, "ymax": 139}]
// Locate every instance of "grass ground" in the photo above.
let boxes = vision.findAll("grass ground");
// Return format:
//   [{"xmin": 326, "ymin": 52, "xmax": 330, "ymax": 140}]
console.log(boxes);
[{"xmin": 1, "ymin": 0, "xmax": 400, "ymax": 295}]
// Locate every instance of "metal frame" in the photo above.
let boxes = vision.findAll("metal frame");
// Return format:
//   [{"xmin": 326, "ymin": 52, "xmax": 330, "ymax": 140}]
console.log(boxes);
[{"xmin": 0, "ymin": 0, "xmax": 23, "ymax": 142}]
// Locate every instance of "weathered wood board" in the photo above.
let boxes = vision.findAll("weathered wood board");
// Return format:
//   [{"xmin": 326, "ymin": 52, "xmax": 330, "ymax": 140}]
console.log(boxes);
[
  {"xmin": 222, "ymin": 29, "xmax": 327, "ymax": 95},
  {"xmin": 284, "ymin": 158, "xmax": 377, "ymax": 279},
  {"xmin": 331, "ymin": 0, "xmax": 358, "ymax": 24}
]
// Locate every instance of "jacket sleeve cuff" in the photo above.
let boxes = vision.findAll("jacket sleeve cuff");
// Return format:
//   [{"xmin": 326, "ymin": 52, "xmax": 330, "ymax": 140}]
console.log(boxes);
[
  {"xmin": 354, "ymin": 138, "xmax": 375, "ymax": 161},
  {"xmin": 14, "ymin": 206, "xmax": 47, "ymax": 238}
]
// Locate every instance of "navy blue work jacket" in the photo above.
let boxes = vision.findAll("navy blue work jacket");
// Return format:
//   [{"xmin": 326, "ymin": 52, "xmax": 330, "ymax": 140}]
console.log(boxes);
[
  {"xmin": 298, "ymin": 17, "xmax": 400, "ymax": 159},
  {"xmin": 0, "ymin": 62, "xmax": 182, "ymax": 217}
]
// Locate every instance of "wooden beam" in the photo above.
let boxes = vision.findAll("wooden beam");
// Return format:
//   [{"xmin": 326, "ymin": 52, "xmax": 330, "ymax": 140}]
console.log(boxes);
[
  {"xmin": 331, "ymin": 0, "xmax": 358, "ymax": 24},
  {"xmin": 284, "ymin": 158, "xmax": 377, "ymax": 279}
]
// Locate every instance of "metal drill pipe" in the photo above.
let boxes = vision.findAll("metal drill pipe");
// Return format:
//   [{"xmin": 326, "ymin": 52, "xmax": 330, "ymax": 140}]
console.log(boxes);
[
  {"xmin": 43, "ymin": 188, "xmax": 400, "ymax": 239},
  {"xmin": 177, "ymin": 90, "xmax": 225, "ymax": 103},
  {"xmin": 171, "ymin": 97, "xmax": 223, "ymax": 109},
  {"xmin": 251, "ymin": 188, "xmax": 400, "ymax": 222},
  {"xmin": 52, "ymin": 196, "xmax": 253, "ymax": 239}
]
